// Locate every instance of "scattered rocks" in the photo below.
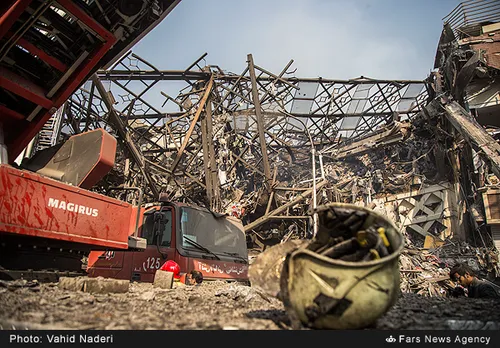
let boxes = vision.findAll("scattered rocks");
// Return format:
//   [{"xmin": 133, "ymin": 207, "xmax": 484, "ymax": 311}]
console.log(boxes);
[
  {"xmin": 0, "ymin": 279, "xmax": 40, "ymax": 291},
  {"xmin": 138, "ymin": 291, "xmax": 156, "ymax": 301},
  {"xmin": 215, "ymin": 284, "xmax": 272, "ymax": 303},
  {"xmin": 58, "ymin": 276, "xmax": 129, "ymax": 294},
  {"xmin": 1, "ymin": 279, "xmax": 499, "ymax": 330},
  {"xmin": 188, "ymin": 295, "xmax": 203, "ymax": 304},
  {"xmin": 153, "ymin": 270, "xmax": 174, "ymax": 289}
]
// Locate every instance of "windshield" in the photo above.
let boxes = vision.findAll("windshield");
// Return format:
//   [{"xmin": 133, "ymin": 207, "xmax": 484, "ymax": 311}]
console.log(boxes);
[{"xmin": 179, "ymin": 207, "xmax": 248, "ymax": 259}]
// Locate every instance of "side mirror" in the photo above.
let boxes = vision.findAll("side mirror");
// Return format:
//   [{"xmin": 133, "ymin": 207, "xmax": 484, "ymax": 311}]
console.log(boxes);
[
  {"xmin": 154, "ymin": 211, "xmax": 163, "ymax": 222},
  {"xmin": 153, "ymin": 212, "xmax": 168, "ymax": 243}
]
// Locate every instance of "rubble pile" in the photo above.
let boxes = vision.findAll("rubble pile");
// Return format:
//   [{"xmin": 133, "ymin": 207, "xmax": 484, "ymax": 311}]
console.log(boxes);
[
  {"xmin": 211, "ymin": 117, "xmax": 451, "ymax": 249},
  {"xmin": 2, "ymin": 278, "xmax": 500, "ymax": 330},
  {"xmin": 398, "ymin": 238, "xmax": 500, "ymax": 297},
  {"xmin": 431, "ymin": 240, "xmax": 500, "ymax": 279},
  {"xmin": 322, "ymin": 122, "xmax": 442, "ymax": 205},
  {"xmin": 399, "ymin": 248, "xmax": 453, "ymax": 297}
]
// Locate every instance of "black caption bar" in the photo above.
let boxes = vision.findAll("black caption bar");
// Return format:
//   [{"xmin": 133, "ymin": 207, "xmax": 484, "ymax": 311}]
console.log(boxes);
[{"xmin": 1, "ymin": 330, "xmax": 498, "ymax": 347}]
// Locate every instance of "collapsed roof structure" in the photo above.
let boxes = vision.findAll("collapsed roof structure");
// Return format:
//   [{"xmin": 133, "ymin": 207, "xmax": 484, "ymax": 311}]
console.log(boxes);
[{"xmin": 20, "ymin": 0, "xmax": 500, "ymax": 281}]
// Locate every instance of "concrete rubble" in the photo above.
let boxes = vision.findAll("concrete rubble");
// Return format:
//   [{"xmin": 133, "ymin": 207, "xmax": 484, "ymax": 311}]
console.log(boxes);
[
  {"xmin": 58, "ymin": 276, "xmax": 130, "ymax": 294},
  {"xmin": 1, "ymin": 278, "xmax": 499, "ymax": 330}
]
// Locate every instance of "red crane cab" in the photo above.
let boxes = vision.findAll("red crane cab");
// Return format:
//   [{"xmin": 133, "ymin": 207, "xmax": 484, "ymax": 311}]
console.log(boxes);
[{"xmin": 87, "ymin": 200, "xmax": 249, "ymax": 283}]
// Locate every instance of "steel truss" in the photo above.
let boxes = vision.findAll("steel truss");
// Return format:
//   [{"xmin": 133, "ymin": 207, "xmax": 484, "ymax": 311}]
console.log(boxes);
[{"xmin": 40, "ymin": 51, "xmax": 430, "ymax": 242}]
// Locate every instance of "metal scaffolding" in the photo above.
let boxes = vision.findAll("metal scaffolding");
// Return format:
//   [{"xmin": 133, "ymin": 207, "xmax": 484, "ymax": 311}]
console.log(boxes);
[{"xmin": 38, "ymin": 51, "xmax": 430, "ymax": 246}]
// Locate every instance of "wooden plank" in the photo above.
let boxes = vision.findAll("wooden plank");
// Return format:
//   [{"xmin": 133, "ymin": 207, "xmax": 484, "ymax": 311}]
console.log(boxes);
[
  {"xmin": 483, "ymin": 189, "xmax": 500, "ymax": 224},
  {"xmin": 482, "ymin": 23, "xmax": 500, "ymax": 34},
  {"xmin": 268, "ymin": 216, "xmax": 309, "ymax": 220},
  {"xmin": 424, "ymin": 235, "xmax": 445, "ymax": 249}
]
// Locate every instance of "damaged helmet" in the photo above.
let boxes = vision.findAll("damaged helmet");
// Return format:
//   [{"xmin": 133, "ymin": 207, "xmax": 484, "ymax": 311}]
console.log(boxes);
[{"xmin": 279, "ymin": 203, "xmax": 404, "ymax": 329}]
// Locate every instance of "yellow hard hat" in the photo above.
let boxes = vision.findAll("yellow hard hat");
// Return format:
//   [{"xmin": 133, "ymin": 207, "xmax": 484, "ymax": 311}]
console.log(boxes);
[{"xmin": 280, "ymin": 203, "xmax": 405, "ymax": 329}]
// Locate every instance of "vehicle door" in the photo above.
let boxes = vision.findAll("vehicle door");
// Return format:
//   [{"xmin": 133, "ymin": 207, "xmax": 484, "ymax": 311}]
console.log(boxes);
[
  {"xmin": 86, "ymin": 249, "xmax": 127, "ymax": 279},
  {"xmin": 131, "ymin": 207, "xmax": 175, "ymax": 282}
]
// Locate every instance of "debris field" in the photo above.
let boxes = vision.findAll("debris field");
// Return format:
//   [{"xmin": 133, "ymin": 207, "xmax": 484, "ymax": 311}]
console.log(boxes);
[{"xmin": 1, "ymin": 280, "xmax": 499, "ymax": 330}]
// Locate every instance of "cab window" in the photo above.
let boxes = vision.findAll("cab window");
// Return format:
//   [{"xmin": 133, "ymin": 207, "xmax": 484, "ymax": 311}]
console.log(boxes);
[
  {"xmin": 141, "ymin": 210, "xmax": 172, "ymax": 247},
  {"xmin": 179, "ymin": 207, "xmax": 247, "ymax": 258}
]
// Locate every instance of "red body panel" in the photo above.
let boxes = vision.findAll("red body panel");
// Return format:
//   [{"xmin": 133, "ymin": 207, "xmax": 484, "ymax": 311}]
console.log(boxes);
[
  {"xmin": 184, "ymin": 258, "xmax": 248, "ymax": 281},
  {"xmin": 88, "ymin": 250, "xmax": 249, "ymax": 282},
  {"xmin": 88, "ymin": 249, "xmax": 249, "ymax": 282},
  {"xmin": 0, "ymin": 165, "xmax": 133, "ymax": 249},
  {"xmin": 87, "ymin": 205, "xmax": 249, "ymax": 282}
]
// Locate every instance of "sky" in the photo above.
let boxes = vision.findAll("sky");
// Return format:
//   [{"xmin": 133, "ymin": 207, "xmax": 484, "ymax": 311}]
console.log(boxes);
[{"xmin": 130, "ymin": 0, "xmax": 464, "ymax": 81}]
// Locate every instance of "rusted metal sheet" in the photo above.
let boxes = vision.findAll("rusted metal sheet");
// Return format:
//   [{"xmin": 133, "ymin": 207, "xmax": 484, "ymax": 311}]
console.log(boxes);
[
  {"xmin": 470, "ymin": 40, "xmax": 500, "ymax": 70},
  {"xmin": 327, "ymin": 122, "xmax": 409, "ymax": 159}
]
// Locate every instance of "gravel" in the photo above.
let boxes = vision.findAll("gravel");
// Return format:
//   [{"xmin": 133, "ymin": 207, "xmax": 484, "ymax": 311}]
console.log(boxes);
[{"xmin": 1, "ymin": 280, "xmax": 499, "ymax": 330}]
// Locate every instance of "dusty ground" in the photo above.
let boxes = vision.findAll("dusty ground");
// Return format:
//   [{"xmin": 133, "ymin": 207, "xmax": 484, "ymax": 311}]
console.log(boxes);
[{"xmin": 1, "ymin": 279, "xmax": 499, "ymax": 330}]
